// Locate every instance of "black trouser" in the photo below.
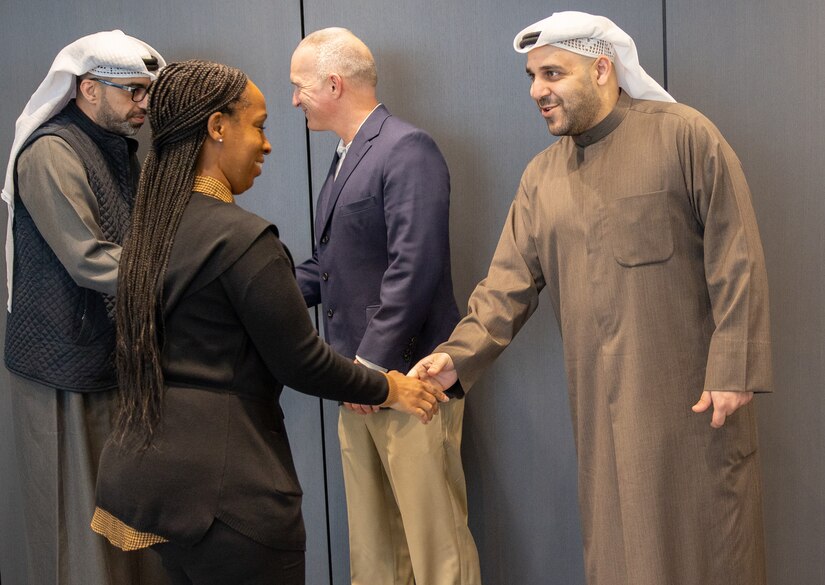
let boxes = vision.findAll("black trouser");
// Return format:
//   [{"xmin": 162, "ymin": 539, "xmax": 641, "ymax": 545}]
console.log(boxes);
[{"xmin": 153, "ymin": 519, "xmax": 305, "ymax": 585}]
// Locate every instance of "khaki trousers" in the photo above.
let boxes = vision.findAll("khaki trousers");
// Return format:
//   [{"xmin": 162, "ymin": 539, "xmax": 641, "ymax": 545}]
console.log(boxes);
[{"xmin": 339, "ymin": 399, "xmax": 481, "ymax": 585}]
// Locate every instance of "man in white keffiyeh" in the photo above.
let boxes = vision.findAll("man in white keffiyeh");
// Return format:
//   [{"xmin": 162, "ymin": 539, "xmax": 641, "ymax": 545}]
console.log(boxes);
[
  {"xmin": 412, "ymin": 12, "xmax": 771, "ymax": 585},
  {"xmin": 2, "ymin": 30, "xmax": 169, "ymax": 585},
  {"xmin": 3, "ymin": 29, "xmax": 165, "ymax": 307}
]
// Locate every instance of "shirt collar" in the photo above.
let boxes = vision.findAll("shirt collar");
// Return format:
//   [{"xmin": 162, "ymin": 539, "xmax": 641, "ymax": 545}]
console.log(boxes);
[{"xmin": 193, "ymin": 175, "xmax": 234, "ymax": 203}]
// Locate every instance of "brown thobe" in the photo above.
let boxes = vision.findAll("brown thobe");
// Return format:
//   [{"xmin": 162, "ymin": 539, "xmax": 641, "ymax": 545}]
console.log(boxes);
[{"xmin": 441, "ymin": 92, "xmax": 772, "ymax": 585}]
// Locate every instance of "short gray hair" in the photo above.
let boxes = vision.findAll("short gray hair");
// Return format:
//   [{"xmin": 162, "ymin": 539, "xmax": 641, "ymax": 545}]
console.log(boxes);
[{"xmin": 299, "ymin": 28, "xmax": 377, "ymax": 88}]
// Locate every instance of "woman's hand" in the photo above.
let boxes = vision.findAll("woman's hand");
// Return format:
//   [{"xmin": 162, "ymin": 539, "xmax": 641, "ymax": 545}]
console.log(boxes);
[{"xmin": 381, "ymin": 370, "xmax": 450, "ymax": 423}]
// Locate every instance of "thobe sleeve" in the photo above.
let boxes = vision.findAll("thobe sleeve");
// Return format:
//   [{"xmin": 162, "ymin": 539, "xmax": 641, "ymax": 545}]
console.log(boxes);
[
  {"xmin": 16, "ymin": 136, "xmax": 122, "ymax": 296},
  {"xmin": 684, "ymin": 115, "xmax": 773, "ymax": 393},
  {"xmin": 437, "ymin": 179, "xmax": 546, "ymax": 391}
]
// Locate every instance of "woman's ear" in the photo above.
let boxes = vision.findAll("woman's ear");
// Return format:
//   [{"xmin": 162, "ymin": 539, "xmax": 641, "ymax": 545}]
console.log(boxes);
[{"xmin": 207, "ymin": 111, "xmax": 225, "ymax": 143}]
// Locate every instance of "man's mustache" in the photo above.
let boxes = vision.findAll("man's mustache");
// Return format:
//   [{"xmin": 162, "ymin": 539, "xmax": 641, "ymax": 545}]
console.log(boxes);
[{"xmin": 537, "ymin": 96, "xmax": 558, "ymax": 108}]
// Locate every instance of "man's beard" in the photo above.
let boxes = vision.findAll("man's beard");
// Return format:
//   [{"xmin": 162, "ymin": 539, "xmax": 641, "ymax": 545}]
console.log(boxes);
[
  {"xmin": 539, "ymin": 84, "xmax": 603, "ymax": 137},
  {"xmin": 97, "ymin": 94, "xmax": 144, "ymax": 137}
]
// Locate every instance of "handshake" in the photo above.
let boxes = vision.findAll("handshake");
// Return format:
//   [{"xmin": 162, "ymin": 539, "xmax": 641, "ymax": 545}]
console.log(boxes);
[{"xmin": 348, "ymin": 353, "xmax": 458, "ymax": 424}]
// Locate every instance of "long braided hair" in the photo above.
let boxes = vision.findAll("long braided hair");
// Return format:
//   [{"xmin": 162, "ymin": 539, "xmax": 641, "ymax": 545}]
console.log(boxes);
[{"xmin": 113, "ymin": 60, "xmax": 248, "ymax": 450}]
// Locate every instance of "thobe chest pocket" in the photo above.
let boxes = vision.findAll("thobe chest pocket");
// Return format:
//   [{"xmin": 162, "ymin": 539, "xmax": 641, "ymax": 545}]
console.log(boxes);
[{"xmin": 606, "ymin": 190, "xmax": 674, "ymax": 267}]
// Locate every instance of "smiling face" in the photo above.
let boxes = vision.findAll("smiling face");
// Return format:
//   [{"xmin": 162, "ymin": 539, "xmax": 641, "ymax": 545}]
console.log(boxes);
[
  {"xmin": 85, "ymin": 76, "xmax": 152, "ymax": 136},
  {"xmin": 525, "ymin": 44, "xmax": 611, "ymax": 137},
  {"xmin": 218, "ymin": 81, "xmax": 272, "ymax": 195},
  {"xmin": 289, "ymin": 45, "xmax": 333, "ymax": 131}
]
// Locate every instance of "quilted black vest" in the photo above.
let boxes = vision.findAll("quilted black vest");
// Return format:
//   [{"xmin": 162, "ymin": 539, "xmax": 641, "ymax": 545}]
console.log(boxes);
[{"xmin": 5, "ymin": 101, "xmax": 139, "ymax": 391}]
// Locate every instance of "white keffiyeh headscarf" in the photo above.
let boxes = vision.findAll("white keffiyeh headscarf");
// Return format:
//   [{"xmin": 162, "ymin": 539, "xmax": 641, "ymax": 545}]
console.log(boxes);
[
  {"xmin": 2, "ymin": 30, "xmax": 165, "ymax": 310},
  {"xmin": 513, "ymin": 11, "xmax": 674, "ymax": 103}
]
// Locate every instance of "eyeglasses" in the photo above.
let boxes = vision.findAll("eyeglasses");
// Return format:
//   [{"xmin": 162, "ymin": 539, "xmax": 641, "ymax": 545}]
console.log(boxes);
[{"xmin": 91, "ymin": 78, "xmax": 149, "ymax": 102}]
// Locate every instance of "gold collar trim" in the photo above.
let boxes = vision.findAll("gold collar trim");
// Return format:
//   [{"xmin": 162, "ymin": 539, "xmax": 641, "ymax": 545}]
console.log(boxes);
[{"xmin": 193, "ymin": 176, "xmax": 234, "ymax": 203}]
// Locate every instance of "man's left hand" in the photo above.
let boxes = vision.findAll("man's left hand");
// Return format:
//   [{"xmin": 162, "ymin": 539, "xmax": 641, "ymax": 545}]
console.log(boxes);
[
  {"xmin": 691, "ymin": 390, "xmax": 753, "ymax": 428},
  {"xmin": 343, "ymin": 402, "xmax": 380, "ymax": 415}
]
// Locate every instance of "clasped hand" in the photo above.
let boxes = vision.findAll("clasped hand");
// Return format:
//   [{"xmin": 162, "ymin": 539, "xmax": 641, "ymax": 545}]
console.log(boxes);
[{"xmin": 348, "ymin": 370, "xmax": 448, "ymax": 424}]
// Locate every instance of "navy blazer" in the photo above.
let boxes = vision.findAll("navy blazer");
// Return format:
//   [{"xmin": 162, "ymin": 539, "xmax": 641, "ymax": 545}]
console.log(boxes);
[{"xmin": 296, "ymin": 105, "xmax": 460, "ymax": 373}]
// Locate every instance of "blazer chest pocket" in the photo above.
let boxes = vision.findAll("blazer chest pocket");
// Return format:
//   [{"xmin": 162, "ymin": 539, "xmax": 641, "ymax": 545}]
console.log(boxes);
[
  {"xmin": 607, "ymin": 190, "xmax": 674, "ymax": 267},
  {"xmin": 339, "ymin": 195, "xmax": 377, "ymax": 216}
]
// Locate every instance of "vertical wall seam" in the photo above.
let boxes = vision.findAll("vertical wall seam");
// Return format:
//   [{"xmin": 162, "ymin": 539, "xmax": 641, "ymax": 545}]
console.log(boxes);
[
  {"xmin": 662, "ymin": 0, "xmax": 669, "ymax": 90},
  {"xmin": 297, "ymin": 2, "xmax": 335, "ymax": 584}
]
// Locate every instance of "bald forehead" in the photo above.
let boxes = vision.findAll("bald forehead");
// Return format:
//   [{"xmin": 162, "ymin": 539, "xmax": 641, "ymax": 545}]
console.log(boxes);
[
  {"xmin": 290, "ymin": 45, "xmax": 318, "ymax": 81},
  {"xmin": 292, "ymin": 42, "xmax": 315, "ymax": 61}
]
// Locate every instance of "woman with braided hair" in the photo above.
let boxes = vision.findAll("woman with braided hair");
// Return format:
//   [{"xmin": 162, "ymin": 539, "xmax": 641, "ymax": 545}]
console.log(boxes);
[{"xmin": 91, "ymin": 60, "xmax": 447, "ymax": 584}]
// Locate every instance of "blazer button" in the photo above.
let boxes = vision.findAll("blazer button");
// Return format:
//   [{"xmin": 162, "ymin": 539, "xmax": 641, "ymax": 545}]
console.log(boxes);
[
  {"xmin": 322, "ymin": 272, "xmax": 329, "ymax": 281},
  {"xmin": 321, "ymin": 234, "xmax": 330, "ymax": 244},
  {"xmin": 327, "ymin": 309, "xmax": 334, "ymax": 318}
]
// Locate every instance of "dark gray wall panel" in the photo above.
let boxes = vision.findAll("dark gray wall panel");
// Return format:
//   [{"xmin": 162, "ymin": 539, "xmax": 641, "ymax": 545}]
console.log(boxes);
[
  {"xmin": 668, "ymin": 3, "xmax": 825, "ymax": 583},
  {"xmin": 301, "ymin": 2, "xmax": 664, "ymax": 583}
]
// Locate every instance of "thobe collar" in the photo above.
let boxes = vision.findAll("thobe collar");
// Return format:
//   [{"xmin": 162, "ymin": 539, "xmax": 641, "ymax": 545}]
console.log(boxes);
[{"xmin": 573, "ymin": 90, "xmax": 631, "ymax": 148}]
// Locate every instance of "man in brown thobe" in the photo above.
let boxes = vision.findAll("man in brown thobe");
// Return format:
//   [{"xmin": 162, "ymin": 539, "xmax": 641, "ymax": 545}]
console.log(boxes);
[{"xmin": 411, "ymin": 11, "xmax": 772, "ymax": 585}]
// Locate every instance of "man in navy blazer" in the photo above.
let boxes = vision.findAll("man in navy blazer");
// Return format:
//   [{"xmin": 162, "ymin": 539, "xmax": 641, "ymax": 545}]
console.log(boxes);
[{"xmin": 291, "ymin": 28, "xmax": 481, "ymax": 585}]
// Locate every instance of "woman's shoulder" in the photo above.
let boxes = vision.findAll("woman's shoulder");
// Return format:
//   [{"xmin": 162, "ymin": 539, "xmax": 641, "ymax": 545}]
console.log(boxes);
[
  {"xmin": 163, "ymin": 195, "xmax": 277, "ymax": 309},
  {"xmin": 187, "ymin": 193, "xmax": 270, "ymax": 231},
  {"xmin": 178, "ymin": 195, "xmax": 276, "ymax": 253}
]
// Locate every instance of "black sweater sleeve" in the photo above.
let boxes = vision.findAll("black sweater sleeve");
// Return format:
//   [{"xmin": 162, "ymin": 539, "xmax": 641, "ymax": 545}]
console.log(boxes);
[{"xmin": 219, "ymin": 229, "xmax": 389, "ymax": 404}]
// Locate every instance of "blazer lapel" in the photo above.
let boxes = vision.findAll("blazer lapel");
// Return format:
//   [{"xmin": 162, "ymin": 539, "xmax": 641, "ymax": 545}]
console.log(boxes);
[{"xmin": 317, "ymin": 105, "xmax": 391, "ymax": 235}]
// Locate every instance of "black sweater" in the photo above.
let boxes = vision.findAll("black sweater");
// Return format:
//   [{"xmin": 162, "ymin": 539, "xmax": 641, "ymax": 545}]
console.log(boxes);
[{"xmin": 96, "ymin": 194, "xmax": 388, "ymax": 550}]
